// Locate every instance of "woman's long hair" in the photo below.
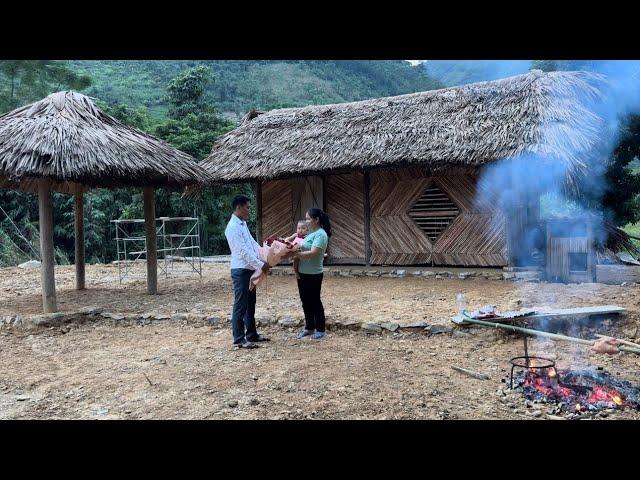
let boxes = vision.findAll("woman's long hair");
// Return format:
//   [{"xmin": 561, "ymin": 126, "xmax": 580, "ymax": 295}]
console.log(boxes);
[{"xmin": 307, "ymin": 207, "xmax": 332, "ymax": 237}]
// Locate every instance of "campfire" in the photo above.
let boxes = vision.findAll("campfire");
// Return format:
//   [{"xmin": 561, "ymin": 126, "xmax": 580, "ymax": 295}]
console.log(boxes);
[
  {"xmin": 508, "ymin": 341, "xmax": 640, "ymax": 414},
  {"xmin": 455, "ymin": 306, "xmax": 640, "ymax": 415}
]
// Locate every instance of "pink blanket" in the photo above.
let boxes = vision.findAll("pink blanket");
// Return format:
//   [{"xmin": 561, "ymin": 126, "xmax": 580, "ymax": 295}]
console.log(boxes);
[{"xmin": 249, "ymin": 239, "xmax": 301, "ymax": 290}]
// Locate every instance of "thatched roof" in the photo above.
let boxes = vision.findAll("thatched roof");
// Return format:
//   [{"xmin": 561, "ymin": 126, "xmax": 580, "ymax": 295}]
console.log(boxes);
[
  {"xmin": 0, "ymin": 91, "xmax": 208, "ymax": 193},
  {"xmin": 200, "ymin": 70, "xmax": 608, "ymax": 189}
]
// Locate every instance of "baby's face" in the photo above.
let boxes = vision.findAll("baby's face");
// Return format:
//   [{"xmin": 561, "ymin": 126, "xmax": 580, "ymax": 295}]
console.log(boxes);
[{"xmin": 297, "ymin": 223, "xmax": 307, "ymax": 234}]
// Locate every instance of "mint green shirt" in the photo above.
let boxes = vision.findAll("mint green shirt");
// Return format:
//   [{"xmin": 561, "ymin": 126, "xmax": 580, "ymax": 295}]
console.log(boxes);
[{"xmin": 298, "ymin": 228, "xmax": 328, "ymax": 275}]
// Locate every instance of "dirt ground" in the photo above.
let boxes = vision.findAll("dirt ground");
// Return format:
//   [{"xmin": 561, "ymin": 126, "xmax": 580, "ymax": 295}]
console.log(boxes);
[{"xmin": 1, "ymin": 263, "xmax": 640, "ymax": 420}]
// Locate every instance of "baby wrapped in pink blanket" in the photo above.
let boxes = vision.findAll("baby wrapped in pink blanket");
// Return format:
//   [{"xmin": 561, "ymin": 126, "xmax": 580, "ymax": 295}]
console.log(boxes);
[{"xmin": 249, "ymin": 237, "xmax": 301, "ymax": 290}]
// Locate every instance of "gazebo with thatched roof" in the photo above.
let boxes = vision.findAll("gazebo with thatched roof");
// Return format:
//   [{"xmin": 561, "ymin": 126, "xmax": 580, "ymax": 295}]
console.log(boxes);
[
  {"xmin": 0, "ymin": 91, "xmax": 208, "ymax": 313},
  {"xmin": 199, "ymin": 70, "xmax": 607, "ymax": 268}
]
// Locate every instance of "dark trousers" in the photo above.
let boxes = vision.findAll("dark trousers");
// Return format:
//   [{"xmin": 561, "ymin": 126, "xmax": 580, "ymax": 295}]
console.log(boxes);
[
  {"xmin": 296, "ymin": 273, "xmax": 325, "ymax": 332},
  {"xmin": 230, "ymin": 268, "xmax": 258, "ymax": 344}
]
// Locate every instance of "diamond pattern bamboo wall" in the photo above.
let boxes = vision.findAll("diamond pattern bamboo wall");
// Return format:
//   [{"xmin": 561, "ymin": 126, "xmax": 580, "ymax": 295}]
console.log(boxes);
[
  {"xmin": 370, "ymin": 170, "xmax": 433, "ymax": 265},
  {"xmin": 431, "ymin": 175, "xmax": 508, "ymax": 266},
  {"xmin": 260, "ymin": 167, "xmax": 509, "ymax": 267},
  {"xmin": 369, "ymin": 169, "xmax": 508, "ymax": 266}
]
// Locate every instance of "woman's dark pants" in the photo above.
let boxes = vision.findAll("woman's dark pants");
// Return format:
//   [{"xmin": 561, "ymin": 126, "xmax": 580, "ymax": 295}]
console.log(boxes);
[{"xmin": 296, "ymin": 272, "xmax": 325, "ymax": 332}]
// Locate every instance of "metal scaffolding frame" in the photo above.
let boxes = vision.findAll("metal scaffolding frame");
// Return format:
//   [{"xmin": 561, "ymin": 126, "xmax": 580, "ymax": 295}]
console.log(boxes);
[{"xmin": 112, "ymin": 216, "xmax": 202, "ymax": 283}]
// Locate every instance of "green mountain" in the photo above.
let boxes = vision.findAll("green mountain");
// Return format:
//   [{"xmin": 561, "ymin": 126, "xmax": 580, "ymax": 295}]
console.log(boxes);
[
  {"xmin": 69, "ymin": 60, "xmax": 443, "ymax": 120},
  {"xmin": 422, "ymin": 60, "xmax": 532, "ymax": 87}
]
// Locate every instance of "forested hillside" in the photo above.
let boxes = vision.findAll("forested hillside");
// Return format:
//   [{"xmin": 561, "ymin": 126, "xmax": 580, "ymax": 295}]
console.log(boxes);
[
  {"xmin": 421, "ymin": 60, "xmax": 532, "ymax": 86},
  {"xmin": 0, "ymin": 60, "xmax": 443, "ymax": 266},
  {"xmin": 69, "ymin": 60, "xmax": 443, "ymax": 120},
  {"xmin": 3, "ymin": 59, "xmax": 639, "ymax": 266}
]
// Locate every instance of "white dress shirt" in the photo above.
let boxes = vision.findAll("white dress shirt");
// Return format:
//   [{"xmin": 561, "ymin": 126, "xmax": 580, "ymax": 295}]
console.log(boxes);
[{"xmin": 225, "ymin": 214, "xmax": 265, "ymax": 271}]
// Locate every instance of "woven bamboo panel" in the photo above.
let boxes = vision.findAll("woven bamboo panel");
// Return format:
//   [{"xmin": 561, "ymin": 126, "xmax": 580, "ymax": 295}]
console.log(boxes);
[
  {"xmin": 436, "ymin": 175, "xmax": 503, "ymax": 213},
  {"xmin": 369, "ymin": 166, "xmax": 477, "ymax": 183},
  {"xmin": 371, "ymin": 215, "xmax": 432, "ymax": 252},
  {"xmin": 262, "ymin": 168, "xmax": 508, "ymax": 267},
  {"xmin": 292, "ymin": 176, "xmax": 323, "ymax": 225},
  {"xmin": 370, "ymin": 252, "xmax": 432, "ymax": 265},
  {"xmin": 430, "ymin": 252, "xmax": 509, "ymax": 266},
  {"xmin": 432, "ymin": 213, "xmax": 508, "ymax": 266},
  {"xmin": 368, "ymin": 169, "xmax": 507, "ymax": 266},
  {"xmin": 370, "ymin": 170, "xmax": 433, "ymax": 264},
  {"xmin": 373, "ymin": 178, "xmax": 432, "ymax": 216},
  {"xmin": 261, "ymin": 179, "xmax": 293, "ymax": 240},
  {"xmin": 547, "ymin": 236, "xmax": 590, "ymax": 282},
  {"xmin": 325, "ymin": 172, "xmax": 365, "ymax": 259},
  {"xmin": 370, "ymin": 167, "xmax": 431, "ymax": 183},
  {"xmin": 409, "ymin": 183, "xmax": 460, "ymax": 242}
]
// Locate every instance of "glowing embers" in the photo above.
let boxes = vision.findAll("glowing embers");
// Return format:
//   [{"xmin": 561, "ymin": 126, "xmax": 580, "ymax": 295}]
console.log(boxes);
[
  {"xmin": 509, "ymin": 355, "xmax": 557, "ymax": 389},
  {"xmin": 409, "ymin": 184, "xmax": 460, "ymax": 242},
  {"xmin": 512, "ymin": 366, "xmax": 638, "ymax": 413}
]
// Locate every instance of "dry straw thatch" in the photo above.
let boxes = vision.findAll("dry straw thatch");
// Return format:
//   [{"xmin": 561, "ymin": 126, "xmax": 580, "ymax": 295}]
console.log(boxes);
[
  {"xmin": 200, "ymin": 70, "xmax": 608, "ymax": 190},
  {"xmin": 0, "ymin": 91, "xmax": 208, "ymax": 193}
]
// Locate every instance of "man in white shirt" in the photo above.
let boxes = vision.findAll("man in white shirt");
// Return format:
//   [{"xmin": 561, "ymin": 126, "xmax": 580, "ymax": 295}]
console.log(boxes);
[{"xmin": 225, "ymin": 194, "xmax": 271, "ymax": 349}]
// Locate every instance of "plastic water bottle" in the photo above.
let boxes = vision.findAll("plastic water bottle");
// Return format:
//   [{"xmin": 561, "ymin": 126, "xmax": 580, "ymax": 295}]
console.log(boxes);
[{"xmin": 456, "ymin": 293, "xmax": 465, "ymax": 315}]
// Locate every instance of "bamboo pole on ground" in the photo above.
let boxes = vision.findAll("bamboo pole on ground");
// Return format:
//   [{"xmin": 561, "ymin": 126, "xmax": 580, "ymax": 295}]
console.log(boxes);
[
  {"xmin": 460, "ymin": 312, "xmax": 640, "ymax": 355},
  {"xmin": 143, "ymin": 187, "xmax": 157, "ymax": 295},
  {"xmin": 38, "ymin": 178, "xmax": 57, "ymax": 313},
  {"xmin": 74, "ymin": 189, "xmax": 85, "ymax": 290}
]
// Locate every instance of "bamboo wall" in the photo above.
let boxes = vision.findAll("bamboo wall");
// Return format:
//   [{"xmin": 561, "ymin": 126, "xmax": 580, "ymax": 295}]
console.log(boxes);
[
  {"xmin": 260, "ymin": 167, "xmax": 509, "ymax": 267},
  {"xmin": 369, "ymin": 168, "xmax": 508, "ymax": 266},
  {"xmin": 261, "ymin": 179, "xmax": 294, "ymax": 240},
  {"xmin": 545, "ymin": 220, "xmax": 594, "ymax": 283},
  {"xmin": 369, "ymin": 168, "xmax": 432, "ymax": 265},
  {"xmin": 325, "ymin": 172, "xmax": 366, "ymax": 263}
]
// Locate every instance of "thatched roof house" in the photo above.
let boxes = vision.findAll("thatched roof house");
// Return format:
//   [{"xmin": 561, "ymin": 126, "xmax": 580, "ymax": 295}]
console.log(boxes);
[
  {"xmin": 0, "ymin": 91, "xmax": 207, "ymax": 193},
  {"xmin": 201, "ymin": 70, "xmax": 605, "ymax": 187},
  {"xmin": 200, "ymin": 70, "xmax": 608, "ymax": 269},
  {"xmin": 0, "ymin": 91, "xmax": 207, "ymax": 312}
]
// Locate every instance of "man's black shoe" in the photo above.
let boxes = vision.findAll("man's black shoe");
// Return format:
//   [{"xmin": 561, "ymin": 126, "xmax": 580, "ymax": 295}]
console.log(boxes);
[{"xmin": 249, "ymin": 335, "xmax": 271, "ymax": 342}]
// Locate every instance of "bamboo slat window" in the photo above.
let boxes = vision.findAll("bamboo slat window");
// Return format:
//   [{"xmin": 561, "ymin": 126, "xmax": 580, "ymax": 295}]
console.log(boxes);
[{"xmin": 409, "ymin": 184, "xmax": 460, "ymax": 242}]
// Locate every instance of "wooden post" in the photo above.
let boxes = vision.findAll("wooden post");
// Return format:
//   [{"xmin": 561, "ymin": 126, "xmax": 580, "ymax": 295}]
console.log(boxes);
[
  {"xmin": 587, "ymin": 218, "xmax": 595, "ymax": 282},
  {"xmin": 363, "ymin": 170, "xmax": 371, "ymax": 266},
  {"xmin": 143, "ymin": 187, "xmax": 157, "ymax": 295},
  {"xmin": 74, "ymin": 189, "xmax": 85, "ymax": 290},
  {"xmin": 255, "ymin": 181, "xmax": 263, "ymax": 244},
  {"xmin": 506, "ymin": 164, "xmax": 523, "ymax": 267},
  {"xmin": 322, "ymin": 175, "xmax": 327, "ymax": 213},
  {"xmin": 38, "ymin": 178, "xmax": 57, "ymax": 313},
  {"xmin": 546, "ymin": 221, "xmax": 553, "ymax": 282}
]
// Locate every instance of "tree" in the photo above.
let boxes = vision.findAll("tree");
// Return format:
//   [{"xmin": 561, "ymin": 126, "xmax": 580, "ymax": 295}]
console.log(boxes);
[
  {"xmin": 155, "ymin": 66, "xmax": 241, "ymax": 254},
  {"xmin": 601, "ymin": 114, "xmax": 640, "ymax": 225},
  {"xmin": 98, "ymin": 102, "xmax": 154, "ymax": 132},
  {"xmin": 0, "ymin": 60, "xmax": 91, "ymax": 113},
  {"xmin": 532, "ymin": 60, "xmax": 640, "ymax": 227},
  {"xmin": 0, "ymin": 61, "xmax": 93, "ymax": 266},
  {"xmin": 166, "ymin": 65, "xmax": 214, "ymax": 120}
]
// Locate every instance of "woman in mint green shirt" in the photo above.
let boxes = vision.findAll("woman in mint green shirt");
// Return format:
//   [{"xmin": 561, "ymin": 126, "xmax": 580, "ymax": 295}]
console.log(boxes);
[{"xmin": 292, "ymin": 207, "xmax": 331, "ymax": 340}]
